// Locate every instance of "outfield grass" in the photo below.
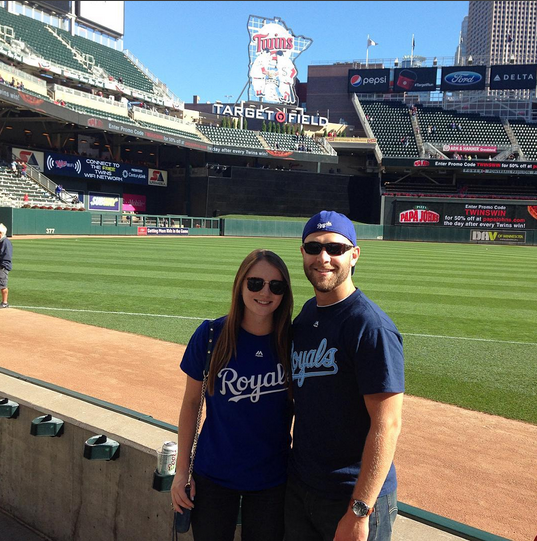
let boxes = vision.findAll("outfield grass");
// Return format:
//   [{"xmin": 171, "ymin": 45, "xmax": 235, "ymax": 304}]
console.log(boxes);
[{"xmin": 7, "ymin": 236, "xmax": 537, "ymax": 424}]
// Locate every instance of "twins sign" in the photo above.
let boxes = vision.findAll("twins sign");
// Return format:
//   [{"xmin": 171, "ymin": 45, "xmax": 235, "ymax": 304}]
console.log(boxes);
[{"xmin": 247, "ymin": 15, "xmax": 312, "ymax": 105}]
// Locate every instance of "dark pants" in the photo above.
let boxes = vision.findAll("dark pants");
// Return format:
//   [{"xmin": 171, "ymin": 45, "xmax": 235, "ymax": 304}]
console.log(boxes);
[
  {"xmin": 284, "ymin": 476, "xmax": 398, "ymax": 541},
  {"xmin": 191, "ymin": 472, "xmax": 286, "ymax": 541}
]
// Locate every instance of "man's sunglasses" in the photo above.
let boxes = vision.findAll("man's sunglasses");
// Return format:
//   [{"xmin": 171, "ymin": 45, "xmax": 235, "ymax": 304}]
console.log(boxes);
[
  {"xmin": 246, "ymin": 277, "xmax": 287, "ymax": 295},
  {"xmin": 302, "ymin": 242, "xmax": 354, "ymax": 256}
]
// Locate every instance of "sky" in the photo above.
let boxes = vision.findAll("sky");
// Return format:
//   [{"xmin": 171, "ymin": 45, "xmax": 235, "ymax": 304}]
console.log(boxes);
[{"xmin": 124, "ymin": 1, "xmax": 469, "ymax": 105}]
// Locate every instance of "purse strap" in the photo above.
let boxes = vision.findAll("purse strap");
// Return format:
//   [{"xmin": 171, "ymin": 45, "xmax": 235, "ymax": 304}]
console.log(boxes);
[{"xmin": 186, "ymin": 320, "xmax": 214, "ymax": 487}]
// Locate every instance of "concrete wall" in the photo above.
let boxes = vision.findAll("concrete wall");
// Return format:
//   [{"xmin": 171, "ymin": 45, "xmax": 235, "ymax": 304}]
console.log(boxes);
[{"xmin": 0, "ymin": 374, "xmax": 231, "ymax": 541}]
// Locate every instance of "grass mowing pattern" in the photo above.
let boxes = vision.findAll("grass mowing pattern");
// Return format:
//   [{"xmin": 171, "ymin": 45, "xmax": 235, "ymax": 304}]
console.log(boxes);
[{"xmin": 8, "ymin": 237, "xmax": 537, "ymax": 424}]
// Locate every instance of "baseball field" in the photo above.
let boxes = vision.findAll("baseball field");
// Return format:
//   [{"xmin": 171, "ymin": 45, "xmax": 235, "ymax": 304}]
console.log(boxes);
[{"xmin": 8, "ymin": 234, "xmax": 537, "ymax": 425}]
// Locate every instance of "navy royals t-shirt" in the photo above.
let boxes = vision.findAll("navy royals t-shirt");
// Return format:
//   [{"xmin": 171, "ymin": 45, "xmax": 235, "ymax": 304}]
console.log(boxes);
[
  {"xmin": 289, "ymin": 289, "xmax": 405, "ymax": 500},
  {"xmin": 180, "ymin": 317, "xmax": 291, "ymax": 491}
]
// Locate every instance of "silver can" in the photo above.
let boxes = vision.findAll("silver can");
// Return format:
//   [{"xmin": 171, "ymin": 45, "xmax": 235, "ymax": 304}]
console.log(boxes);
[{"xmin": 157, "ymin": 441, "xmax": 177, "ymax": 475}]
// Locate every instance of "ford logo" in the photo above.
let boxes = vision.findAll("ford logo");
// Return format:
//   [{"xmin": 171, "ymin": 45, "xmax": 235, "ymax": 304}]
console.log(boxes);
[{"xmin": 445, "ymin": 71, "xmax": 483, "ymax": 85}]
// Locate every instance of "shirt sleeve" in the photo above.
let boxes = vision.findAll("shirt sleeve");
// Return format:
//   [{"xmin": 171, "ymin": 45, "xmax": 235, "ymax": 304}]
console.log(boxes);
[
  {"xmin": 355, "ymin": 327, "xmax": 405, "ymax": 395},
  {"xmin": 180, "ymin": 319, "xmax": 211, "ymax": 382}
]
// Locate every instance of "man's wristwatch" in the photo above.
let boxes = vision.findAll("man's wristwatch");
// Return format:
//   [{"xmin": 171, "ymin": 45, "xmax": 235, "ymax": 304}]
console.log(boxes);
[{"xmin": 350, "ymin": 499, "xmax": 374, "ymax": 518}]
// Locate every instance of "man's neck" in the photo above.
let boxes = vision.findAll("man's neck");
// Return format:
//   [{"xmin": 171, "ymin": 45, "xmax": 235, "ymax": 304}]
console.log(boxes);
[{"xmin": 315, "ymin": 282, "xmax": 356, "ymax": 307}]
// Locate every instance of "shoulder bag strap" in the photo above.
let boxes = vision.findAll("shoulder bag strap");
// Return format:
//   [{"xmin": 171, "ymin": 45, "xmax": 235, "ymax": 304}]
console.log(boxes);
[{"xmin": 186, "ymin": 320, "xmax": 214, "ymax": 486}]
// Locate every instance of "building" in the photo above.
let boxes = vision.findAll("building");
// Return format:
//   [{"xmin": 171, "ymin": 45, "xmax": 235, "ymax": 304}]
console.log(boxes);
[
  {"xmin": 455, "ymin": 16, "xmax": 468, "ymax": 65},
  {"xmin": 466, "ymin": 1, "xmax": 537, "ymax": 65}
]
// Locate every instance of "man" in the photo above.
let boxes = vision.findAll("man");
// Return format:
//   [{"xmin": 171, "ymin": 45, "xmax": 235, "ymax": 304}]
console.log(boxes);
[
  {"xmin": 0, "ymin": 223, "xmax": 13, "ymax": 308},
  {"xmin": 286, "ymin": 210, "xmax": 404, "ymax": 541}
]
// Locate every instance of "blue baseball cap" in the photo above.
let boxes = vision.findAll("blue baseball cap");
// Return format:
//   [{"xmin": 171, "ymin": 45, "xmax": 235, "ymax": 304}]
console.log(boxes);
[{"xmin": 302, "ymin": 210, "xmax": 357, "ymax": 246}]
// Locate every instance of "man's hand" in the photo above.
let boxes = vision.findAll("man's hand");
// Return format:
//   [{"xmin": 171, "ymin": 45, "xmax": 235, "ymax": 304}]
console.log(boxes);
[{"xmin": 333, "ymin": 509, "xmax": 369, "ymax": 541}]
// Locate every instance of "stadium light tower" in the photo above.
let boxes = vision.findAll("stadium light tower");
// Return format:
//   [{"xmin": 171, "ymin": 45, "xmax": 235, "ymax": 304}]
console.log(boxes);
[{"xmin": 224, "ymin": 94, "xmax": 233, "ymax": 103}]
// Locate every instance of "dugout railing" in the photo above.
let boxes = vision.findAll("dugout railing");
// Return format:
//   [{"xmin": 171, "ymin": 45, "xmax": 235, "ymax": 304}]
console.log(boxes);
[{"xmin": 0, "ymin": 366, "xmax": 512, "ymax": 541}]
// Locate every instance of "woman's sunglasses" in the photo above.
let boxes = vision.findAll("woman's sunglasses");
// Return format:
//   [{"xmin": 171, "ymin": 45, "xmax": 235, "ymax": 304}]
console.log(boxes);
[
  {"xmin": 246, "ymin": 277, "xmax": 287, "ymax": 295},
  {"xmin": 302, "ymin": 242, "xmax": 354, "ymax": 256}
]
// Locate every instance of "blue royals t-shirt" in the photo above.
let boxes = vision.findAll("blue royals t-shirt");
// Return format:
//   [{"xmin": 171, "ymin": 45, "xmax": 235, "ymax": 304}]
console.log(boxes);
[
  {"xmin": 289, "ymin": 289, "xmax": 405, "ymax": 500},
  {"xmin": 180, "ymin": 317, "xmax": 291, "ymax": 491}
]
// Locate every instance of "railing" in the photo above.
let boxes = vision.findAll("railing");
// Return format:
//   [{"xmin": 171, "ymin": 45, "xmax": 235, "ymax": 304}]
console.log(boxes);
[
  {"xmin": 0, "ymin": 55, "xmax": 48, "ymax": 90},
  {"xmin": 16, "ymin": 154, "xmax": 56, "ymax": 196},
  {"xmin": 132, "ymin": 106, "xmax": 198, "ymax": 130},
  {"xmin": 90, "ymin": 213, "xmax": 220, "ymax": 230},
  {"xmin": 45, "ymin": 25, "xmax": 94, "ymax": 71},
  {"xmin": 410, "ymin": 113, "xmax": 425, "ymax": 157},
  {"xmin": 351, "ymin": 94, "xmax": 383, "ymax": 163},
  {"xmin": 52, "ymin": 83, "xmax": 129, "ymax": 111},
  {"xmin": 123, "ymin": 49, "xmax": 184, "ymax": 109},
  {"xmin": 317, "ymin": 136, "xmax": 338, "ymax": 156}
]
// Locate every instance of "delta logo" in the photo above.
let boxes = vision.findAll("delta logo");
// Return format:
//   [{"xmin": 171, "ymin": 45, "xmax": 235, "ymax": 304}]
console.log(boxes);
[
  {"xmin": 399, "ymin": 206, "xmax": 440, "ymax": 224},
  {"xmin": 350, "ymin": 74, "xmax": 362, "ymax": 87}
]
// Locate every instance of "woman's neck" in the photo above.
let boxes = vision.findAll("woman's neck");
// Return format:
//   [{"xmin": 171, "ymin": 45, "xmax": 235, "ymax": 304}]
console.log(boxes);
[{"xmin": 241, "ymin": 313, "xmax": 274, "ymax": 336}]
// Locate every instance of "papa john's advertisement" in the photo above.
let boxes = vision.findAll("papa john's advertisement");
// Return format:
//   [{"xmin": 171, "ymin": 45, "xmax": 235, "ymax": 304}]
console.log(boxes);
[{"xmin": 393, "ymin": 201, "xmax": 537, "ymax": 230}]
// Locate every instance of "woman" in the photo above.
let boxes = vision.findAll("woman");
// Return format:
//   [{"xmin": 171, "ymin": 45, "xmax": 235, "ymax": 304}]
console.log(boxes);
[{"xmin": 171, "ymin": 249, "xmax": 293, "ymax": 541}]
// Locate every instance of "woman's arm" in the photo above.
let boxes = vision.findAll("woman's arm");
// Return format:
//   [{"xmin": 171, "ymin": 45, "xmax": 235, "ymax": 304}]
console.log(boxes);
[{"xmin": 171, "ymin": 376, "xmax": 203, "ymax": 511}]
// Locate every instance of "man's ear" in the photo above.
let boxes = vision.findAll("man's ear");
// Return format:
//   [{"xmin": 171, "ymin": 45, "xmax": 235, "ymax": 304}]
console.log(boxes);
[{"xmin": 351, "ymin": 246, "xmax": 360, "ymax": 267}]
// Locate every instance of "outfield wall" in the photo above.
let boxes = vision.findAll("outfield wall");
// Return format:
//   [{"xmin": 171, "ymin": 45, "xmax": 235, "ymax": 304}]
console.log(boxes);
[
  {"xmin": 0, "ymin": 208, "xmax": 219, "ymax": 237},
  {"xmin": 2, "ymin": 206, "xmax": 535, "ymax": 245},
  {"xmin": 222, "ymin": 219, "xmax": 383, "ymax": 240},
  {"xmin": 382, "ymin": 196, "xmax": 537, "ymax": 246}
]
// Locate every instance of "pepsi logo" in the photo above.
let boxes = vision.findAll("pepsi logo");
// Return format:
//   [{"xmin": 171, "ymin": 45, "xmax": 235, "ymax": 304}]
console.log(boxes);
[
  {"xmin": 444, "ymin": 71, "xmax": 483, "ymax": 86},
  {"xmin": 350, "ymin": 74, "xmax": 362, "ymax": 87}
]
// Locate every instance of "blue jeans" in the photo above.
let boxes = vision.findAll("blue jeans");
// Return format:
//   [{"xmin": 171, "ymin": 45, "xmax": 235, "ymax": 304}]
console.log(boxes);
[
  {"xmin": 190, "ymin": 472, "xmax": 286, "ymax": 541},
  {"xmin": 284, "ymin": 476, "xmax": 398, "ymax": 541}
]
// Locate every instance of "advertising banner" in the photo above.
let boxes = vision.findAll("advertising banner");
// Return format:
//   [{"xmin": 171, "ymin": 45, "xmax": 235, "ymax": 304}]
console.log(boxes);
[
  {"xmin": 44, "ymin": 151, "xmax": 148, "ymax": 185},
  {"xmin": 393, "ymin": 67, "xmax": 438, "ymax": 92},
  {"xmin": 489, "ymin": 64, "xmax": 537, "ymax": 90},
  {"xmin": 148, "ymin": 169, "xmax": 168, "ymax": 187},
  {"xmin": 383, "ymin": 157, "xmax": 537, "ymax": 175},
  {"xmin": 137, "ymin": 227, "xmax": 189, "ymax": 236},
  {"xmin": 470, "ymin": 230, "xmax": 526, "ymax": 243},
  {"xmin": 348, "ymin": 69, "xmax": 390, "ymax": 93},
  {"xmin": 88, "ymin": 192, "xmax": 120, "ymax": 212},
  {"xmin": 13, "ymin": 148, "xmax": 45, "ymax": 171},
  {"xmin": 442, "ymin": 144, "xmax": 497, "ymax": 153},
  {"xmin": 440, "ymin": 66, "xmax": 487, "ymax": 91},
  {"xmin": 393, "ymin": 201, "xmax": 537, "ymax": 231},
  {"xmin": 123, "ymin": 193, "xmax": 146, "ymax": 212},
  {"xmin": 247, "ymin": 15, "xmax": 312, "ymax": 105}
]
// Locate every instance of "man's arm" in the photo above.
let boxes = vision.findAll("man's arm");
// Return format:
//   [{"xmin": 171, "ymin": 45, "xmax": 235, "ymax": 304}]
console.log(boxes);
[{"xmin": 334, "ymin": 392, "xmax": 404, "ymax": 541}]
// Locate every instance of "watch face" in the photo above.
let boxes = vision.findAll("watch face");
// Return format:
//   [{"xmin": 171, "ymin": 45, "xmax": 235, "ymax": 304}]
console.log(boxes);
[{"xmin": 352, "ymin": 500, "xmax": 369, "ymax": 517}]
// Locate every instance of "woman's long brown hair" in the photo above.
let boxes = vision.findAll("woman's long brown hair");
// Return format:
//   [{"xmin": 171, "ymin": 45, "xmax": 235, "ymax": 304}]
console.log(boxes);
[{"xmin": 207, "ymin": 249, "xmax": 293, "ymax": 395}]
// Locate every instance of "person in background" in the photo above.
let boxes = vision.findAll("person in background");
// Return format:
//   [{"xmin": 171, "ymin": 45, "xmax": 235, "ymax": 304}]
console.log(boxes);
[
  {"xmin": 172, "ymin": 249, "xmax": 294, "ymax": 541},
  {"xmin": 286, "ymin": 210, "xmax": 405, "ymax": 541},
  {"xmin": 0, "ymin": 223, "xmax": 13, "ymax": 308}
]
